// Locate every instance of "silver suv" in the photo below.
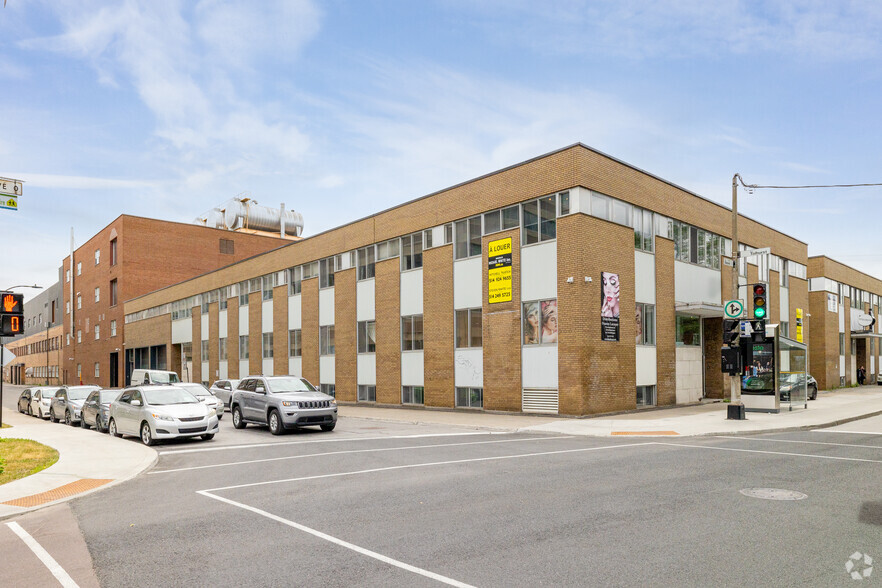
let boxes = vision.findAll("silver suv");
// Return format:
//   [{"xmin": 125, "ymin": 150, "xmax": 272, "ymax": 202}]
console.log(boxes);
[{"xmin": 230, "ymin": 375, "xmax": 337, "ymax": 435}]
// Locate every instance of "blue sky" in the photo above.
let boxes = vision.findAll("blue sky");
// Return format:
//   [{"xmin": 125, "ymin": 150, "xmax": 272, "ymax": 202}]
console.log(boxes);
[{"xmin": 2, "ymin": 0, "xmax": 882, "ymax": 300}]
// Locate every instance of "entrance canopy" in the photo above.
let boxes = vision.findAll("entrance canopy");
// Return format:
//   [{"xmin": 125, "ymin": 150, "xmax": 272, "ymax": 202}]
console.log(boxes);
[
  {"xmin": 850, "ymin": 332, "xmax": 882, "ymax": 339},
  {"xmin": 674, "ymin": 302, "xmax": 724, "ymax": 318}
]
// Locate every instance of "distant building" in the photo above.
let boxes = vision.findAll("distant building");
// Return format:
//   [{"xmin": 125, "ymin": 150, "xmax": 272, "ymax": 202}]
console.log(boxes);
[{"xmin": 3, "ymin": 276, "xmax": 64, "ymax": 386}]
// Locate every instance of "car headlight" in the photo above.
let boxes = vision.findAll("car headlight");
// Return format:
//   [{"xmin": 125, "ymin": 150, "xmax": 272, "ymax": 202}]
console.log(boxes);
[
  {"xmin": 208, "ymin": 408, "xmax": 217, "ymax": 417},
  {"xmin": 330, "ymin": 398, "xmax": 337, "ymax": 405},
  {"xmin": 151, "ymin": 413, "xmax": 175, "ymax": 422},
  {"xmin": 281, "ymin": 401, "xmax": 298, "ymax": 408}
]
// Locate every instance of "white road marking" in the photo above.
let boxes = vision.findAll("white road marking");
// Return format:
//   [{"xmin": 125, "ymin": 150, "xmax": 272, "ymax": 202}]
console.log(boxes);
[
  {"xmin": 5, "ymin": 522, "xmax": 79, "ymax": 588},
  {"xmin": 812, "ymin": 429, "xmax": 882, "ymax": 436},
  {"xmin": 158, "ymin": 431, "xmax": 508, "ymax": 455},
  {"xmin": 201, "ymin": 442, "xmax": 655, "ymax": 493},
  {"xmin": 657, "ymin": 442, "xmax": 882, "ymax": 464},
  {"xmin": 198, "ymin": 490, "xmax": 477, "ymax": 588},
  {"xmin": 151, "ymin": 435, "xmax": 575, "ymax": 474},
  {"xmin": 714, "ymin": 435, "xmax": 882, "ymax": 449}
]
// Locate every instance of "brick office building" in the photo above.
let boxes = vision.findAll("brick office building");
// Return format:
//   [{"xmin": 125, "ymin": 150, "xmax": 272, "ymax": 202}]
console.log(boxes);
[
  {"xmin": 122, "ymin": 144, "xmax": 814, "ymax": 416},
  {"xmin": 62, "ymin": 215, "xmax": 290, "ymax": 387}
]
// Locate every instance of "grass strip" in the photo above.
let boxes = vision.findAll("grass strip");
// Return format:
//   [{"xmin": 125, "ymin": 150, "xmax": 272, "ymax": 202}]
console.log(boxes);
[{"xmin": 0, "ymin": 438, "xmax": 59, "ymax": 485}]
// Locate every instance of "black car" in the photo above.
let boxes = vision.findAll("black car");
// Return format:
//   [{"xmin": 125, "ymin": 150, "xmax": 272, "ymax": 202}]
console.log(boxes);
[
  {"xmin": 17, "ymin": 389, "xmax": 32, "ymax": 415},
  {"xmin": 81, "ymin": 389, "xmax": 122, "ymax": 432}
]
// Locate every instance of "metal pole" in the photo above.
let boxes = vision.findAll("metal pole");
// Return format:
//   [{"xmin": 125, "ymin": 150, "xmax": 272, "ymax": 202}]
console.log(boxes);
[
  {"xmin": 731, "ymin": 174, "xmax": 742, "ymax": 407},
  {"xmin": 45, "ymin": 322, "xmax": 49, "ymax": 385},
  {"xmin": 1, "ymin": 341, "xmax": 5, "ymax": 427}
]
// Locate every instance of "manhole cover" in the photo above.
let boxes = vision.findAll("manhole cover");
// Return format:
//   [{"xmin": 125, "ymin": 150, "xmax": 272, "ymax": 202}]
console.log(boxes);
[{"xmin": 740, "ymin": 488, "xmax": 807, "ymax": 501}]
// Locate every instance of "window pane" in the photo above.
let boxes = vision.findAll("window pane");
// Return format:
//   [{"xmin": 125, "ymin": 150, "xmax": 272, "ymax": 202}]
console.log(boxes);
[
  {"xmin": 522, "ymin": 201, "xmax": 539, "ymax": 245},
  {"xmin": 559, "ymin": 191, "xmax": 570, "ymax": 215},
  {"xmin": 540, "ymin": 195, "xmax": 556, "ymax": 241},
  {"xmin": 469, "ymin": 216, "xmax": 482, "ymax": 257},
  {"xmin": 675, "ymin": 315, "xmax": 700, "ymax": 346},
  {"xmin": 366, "ymin": 321, "xmax": 376, "ymax": 352},
  {"xmin": 634, "ymin": 209, "xmax": 643, "ymax": 249},
  {"xmin": 643, "ymin": 210, "xmax": 653, "ymax": 252},
  {"xmin": 592, "ymin": 193, "xmax": 610, "ymax": 220},
  {"xmin": 484, "ymin": 210, "xmax": 501, "ymax": 234},
  {"xmin": 413, "ymin": 232, "xmax": 422, "ymax": 268},
  {"xmin": 612, "ymin": 200, "xmax": 630, "ymax": 226},
  {"xmin": 402, "ymin": 317, "xmax": 413, "ymax": 351},
  {"xmin": 469, "ymin": 309, "xmax": 482, "ymax": 348},
  {"xmin": 455, "ymin": 220, "xmax": 468, "ymax": 259},
  {"xmin": 401, "ymin": 236, "xmax": 412, "ymax": 271},
  {"xmin": 502, "ymin": 205, "xmax": 519, "ymax": 229},
  {"xmin": 455, "ymin": 310, "xmax": 468, "ymax": 348},
  {"xmin": 644, "ymin": 305, "xmax": 655, "ymax": 345},
  {"xmin": 456, "ymin": 387, "xmax": 469, "ymax": 407},
  {"xmin": 357, "ymin": 322, "xmax": 366, "ymax": 353},
  {"xmin": 413, "ymin": 315, "xmax": 423, "ymax": 350}
]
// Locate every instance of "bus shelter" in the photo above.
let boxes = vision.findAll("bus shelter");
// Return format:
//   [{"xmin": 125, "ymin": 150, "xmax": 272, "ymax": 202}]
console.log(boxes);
[{"xmin": 741, "ymin": 324, "xmax": 808, "ymax": 413}]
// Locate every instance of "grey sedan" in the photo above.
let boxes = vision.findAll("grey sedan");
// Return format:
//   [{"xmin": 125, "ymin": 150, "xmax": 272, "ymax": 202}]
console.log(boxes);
[
  {"xmin": 81, "ymin": 389, "xmax": 122, "ymax": 432},
  {"xmin": 50, "ymin": 386, "xmax": 100, "ymax": 425},
  {"xmin": 108, "ymin": 385, "xmax": 219, "ymax": 446},
  {"xmin": 209, "ymin": 379, "xmax": 239, "ymax": 408}
]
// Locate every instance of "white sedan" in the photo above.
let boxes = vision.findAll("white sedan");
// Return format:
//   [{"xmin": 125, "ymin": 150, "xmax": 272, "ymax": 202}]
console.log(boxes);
[{"xmin": 108, "ymin": 385, "xmax": 219, "ymax": 446}]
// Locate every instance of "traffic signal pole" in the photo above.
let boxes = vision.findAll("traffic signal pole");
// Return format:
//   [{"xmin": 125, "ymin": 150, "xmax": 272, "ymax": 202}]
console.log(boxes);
[{"xmin": 731, "ymin": 174, "xmax": 742, "ymax": 409}]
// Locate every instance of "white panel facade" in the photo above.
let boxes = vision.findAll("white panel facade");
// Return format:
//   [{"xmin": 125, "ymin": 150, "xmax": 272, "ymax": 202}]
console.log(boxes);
[
  {"xmin": 400, "ymin": 269, "xmax": 424, "ymax": 316},
  {"xmin": 674, "ymin": 262, "xmax": 721, "ymax": 305},
  {"xmin": 840, "ymin": 356, "xmax": 846, "ymax": 376},
  {"xmin": 288, "ymin": 295, "xmax": 301, "ymax": 329},
  {"xmin": 635, "ymin": 251, "xmax": 656, "ymax": 304},
  {"xmin": 171, "ymin": 319, "xmax": 192, "ymax": 344},
  {"xmin": 357, "ymin": 354, "xmax": 376, "ymax": 385},
  {"xmin": 320, "ymin": 356, "xmax": 335, "ymax": 383},
  {"xmin": 262, "ymin": 358, "xmax": 274, "ymax": 377},
  {"xmin": 675, "ymin": 347, "xmax": 703, "ymax": 404},
  {"xmin": 262, "ymin": 300, "xmax": 273, "ymax": 333},
  {"xmin": 218, "ymin": 310, "xmax": 228, "ymax": 338},
  {"xmin": 218, "ymin": 361, "xmax": 228, "ymax": 380},
  {"xmin": 319, "ymin": 289, "xmax": 335, "ymax": 326},
  {"xmin": 401, "ymin": 352, "xmax": 424, "ymax": 386},
  {"xmin": 288, "ymin": 357, "xmax": 302, "ymax": 377},
  {"xmin": 521, "ymin": 346, "xmax": 558, "ymax": 389},
  {"xmin": 201, "ymin": 362, "xmax": 209, "ymax": 382},
  {"xmin": 521, "ymin": 241, "xmax": 557, "ymax": 302},
  {"xmin": 454, "ymin": 258, "xmax": 482, "ymax": 310},
  {"xmin": 201, "ymin": 318, "xmax": 209, "ymax": 340},
  {"xmin": 239, "ymin": 359, "xmax": 250, "ymax": 378},
  {"xmin": 239, "ymin": 306, "xmax": 249, "ymax": 335},
  {"xmin": 357, "ymin": 280, "xmax": 376, "ymax": 321},
  {"xmin": 779, "ymin": 287, "xmax": 789, "ymax": 321},
  {"xmin": 839, "ymin": 304, "xmax": 845, "ymax": 333},
  {"xmin": 455, "ymin": 349, "xmax": 483, "ymax": 388},
  {"xmin": 575, "ymin": 186, "xmax": 591, "ymax": 215},
  {"xmin": 636, "ymin": 346, "xmax": 657, "ymax": 386}
]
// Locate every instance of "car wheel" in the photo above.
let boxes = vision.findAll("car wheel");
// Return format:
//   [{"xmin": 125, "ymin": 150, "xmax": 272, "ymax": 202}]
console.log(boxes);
[
  {"xmin": 810, "ymin": 385, "xmax": 817, "ymax": 400},
  {"xmin": 320, "ymin": 422, "xmax": 336, "ymax": 432},
  {"xmin": 27, "ymin": 405, "xmax": 32, "ymax": 416},
  {"xmin": 109, "ymin": 419, "xmax": 121, "ymax": 438},
  {"xmin": 201, "ymin": 433, "xmax": 215, "ymax": 441},
  {"xmin": 97, "ymin": 416, "xmax": 105, "ymax": 433},
  {"xmin": 231, "ymin": 406, "xmax": 246, "ymax": 429},
  {"xmin": 140, "ymin": 422, "xmax": 155, "ymax": 446},
  {"xmin": 81, "ymin": 416, "xmax": 90, "ymax": 429},
  {"xmin": 38, "ymin": 408, "xmax": 43, "ymax": 419},
  {"xmin": 65, "ymin": 411, "xmax": 74, "ymax": 426},
  {"xmin": 50, "ymin": 409, "xmax": 58, "ymax": 423},
  {"xmin": 268, "ymin": 410, "xmax": 283, "ymax": 436}
]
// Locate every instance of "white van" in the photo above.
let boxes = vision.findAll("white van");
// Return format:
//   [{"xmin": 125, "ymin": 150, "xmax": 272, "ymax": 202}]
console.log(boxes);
[{"xmin": 129, "ymin": 369, "xmax": 181, "ymax": 386}]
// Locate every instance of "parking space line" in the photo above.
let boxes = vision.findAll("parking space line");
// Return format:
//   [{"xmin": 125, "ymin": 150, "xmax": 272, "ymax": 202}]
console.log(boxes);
[
  {"xmin": 812, "ymin": 430, "xmax": 882, "ymax": 436},
  {"xmin": 150, "ymin": 435, "xmax": 575, "ymax": 474},
  {"xmin": 200, "ymin": 442, "xmax": 655, "ymax": 493},
  {"xmin": 657, "ymin": 442, "xmax": 882, "ymax": 464},
  {"xmin": 158, "ymin": 431, "xmax": 507, "ymax": 455},
  {"xmin": 198, "ymin": 490, "xmax": 476, "ymax": 587},
  {"xmin": 714, "ymin": 435, "xmax": 882, "ymax": 450},
  {"xmin": 5, "ymin": 522, "xmax": 79, "ymax": 588}
]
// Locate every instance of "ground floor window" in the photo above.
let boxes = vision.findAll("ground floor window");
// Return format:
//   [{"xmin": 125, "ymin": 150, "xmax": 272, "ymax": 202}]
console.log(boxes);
[
  {"xmin": 456, "ymin": 387, "xmax": 483, "ymax": 409},
  {"xmin": 636, "ymin": 303, "xmax": 655, "ymax": 345},
  {"xmin": 675, "ymin": 315, "xmax": 700, "ymax": 346},
  {"xmin": 358, "ymin": 385, "xmax": 376, "ymax": 402},
  {"xmin": 636, "ymin": 385, "xmax": 656, "ymax": 407},
  {"xmin": 320, "ymin": 384, "xmax": 335, "ymax": 397},
  {"xmin": 780, "ymin": 321, "xmax": 789, "ymax": 338},
  {"xmin": 402, "ymin": 386, "xmax": 424, "ymax": 405}
]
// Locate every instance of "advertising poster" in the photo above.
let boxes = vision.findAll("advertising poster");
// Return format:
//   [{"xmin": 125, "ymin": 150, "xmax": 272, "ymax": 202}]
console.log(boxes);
[
  {"xmin": 601, "ymin": 271, "xmax": 620, "ymax": 341},
  {"xmin": 523, "ymin": 299, "xmax": 558, "ymax": 344},
  {"xmin": 488, "ymin": 237, "xmax": 512, "ymax": 304},
  {"xmin": 795, "ymin": 308, "xmax": 803, "ymax": 343}
]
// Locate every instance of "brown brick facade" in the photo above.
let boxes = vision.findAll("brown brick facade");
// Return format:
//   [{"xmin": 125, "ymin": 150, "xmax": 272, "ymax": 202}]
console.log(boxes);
[
  {"xmin": 423, "ymin": 245, "xmax": 454, "ymax": 408},
  {"xmin": 334, "ymin": 269, "xmax": 357, "ymax": 402},
  {"xmin": 375, "ymin": 258, "xmax": 401, "ymax": 404}
]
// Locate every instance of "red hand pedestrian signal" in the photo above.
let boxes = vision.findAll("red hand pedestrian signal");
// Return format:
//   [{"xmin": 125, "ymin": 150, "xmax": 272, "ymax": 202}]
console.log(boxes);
[{"xmin": 3, "ymin": 294, "xmax": 17, "ymax": 312}]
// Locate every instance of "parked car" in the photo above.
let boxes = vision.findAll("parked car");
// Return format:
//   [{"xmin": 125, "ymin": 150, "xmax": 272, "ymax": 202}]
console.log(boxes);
[
  {"xmin": 209, "ymin": 379, "xmax": 239, "ymax": 408},
  {"xmin": 129, "ymin": 369, "xmax": 180, "ymax": 385},
  {"xmin": 177, "ymin": 382, "xmax": 224, "ymax": 420},
  {"xmin": 30, "ymin": 387, "xmax": 58, "ymax": 419},
  {"xmin": 108, "ymin": 385, "xmax": 219, "ymax": 446},
  {"xmin": 17, "ymin": 389, "xmax": 32, "ymax": 415},
  {"xmin": 81, "ymin": 389, "xmax": 123, "ymax": 432},
  {"xmin": 230, "ymin": 375, "xmax": 337, "ymax": 435},
  {"xmin": 50, "ymin": 385, "xmax": 101, "ymax": 426}
]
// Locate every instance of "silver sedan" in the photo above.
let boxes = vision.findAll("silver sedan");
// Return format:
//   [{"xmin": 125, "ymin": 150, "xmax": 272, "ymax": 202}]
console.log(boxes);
[{"xmin": 108, "ymin": 385, "xmax": 219, "ymax": 446}]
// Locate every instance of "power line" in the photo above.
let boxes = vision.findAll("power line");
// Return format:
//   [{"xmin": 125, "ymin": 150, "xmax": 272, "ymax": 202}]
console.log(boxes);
[{"xmin": 734, "ymin": 174, "xmax": 882, "ymax": 190}]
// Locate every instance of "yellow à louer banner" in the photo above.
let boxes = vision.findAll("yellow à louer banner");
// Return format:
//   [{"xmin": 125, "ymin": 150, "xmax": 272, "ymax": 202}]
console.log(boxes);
[
  {"xmin": 488, "ymin": 237, "xmax": 512, "ymax": 304},
  {"xmin": 796, "ymin": 307, "xmax": 803, "ymax": 343}
]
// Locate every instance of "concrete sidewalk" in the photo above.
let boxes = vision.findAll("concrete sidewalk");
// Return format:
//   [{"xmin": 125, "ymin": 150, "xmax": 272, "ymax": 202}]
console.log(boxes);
[{"xmin": 0, "ymin": 407, "xmax": 156, "ymax": 521}]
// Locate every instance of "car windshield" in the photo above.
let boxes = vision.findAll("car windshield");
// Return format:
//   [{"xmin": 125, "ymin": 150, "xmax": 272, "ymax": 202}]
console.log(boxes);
[
  {"xmin": 179, "ymin": 384, "xmax": 211, "ymax": 397},
  {"xmin": 143, "ymin": 387, "xmax": 200, "ymax": 405},
  {"xmin": 100, "ymin": 391, "xmax": 121, "ymax": 403},
  {"xmin": 67, "ymin": 388, "xmax": 94, "ymax": 401},
  {"xmin": 266, "ymin": 377, "xmax": 317, "ymax": 393},
  {"xmin": 150, "ymin": 372, "xmax": 180, "ymax": 384}
]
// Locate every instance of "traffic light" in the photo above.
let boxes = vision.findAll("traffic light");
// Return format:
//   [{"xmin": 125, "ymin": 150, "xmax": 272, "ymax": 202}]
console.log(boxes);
[
  {"xmin": 0, "ymin": 314, "xmax": 22, "ymax": 336},
  {"xmin": 753, "ymin": 283, "xmax": 767, "ymax": 319},
  {"xmin": 723, "ymin": 319, "xmax": 740, "ymax": 346},
  {"xmin": 0, "ymin": 291, "xmax": 24, "ymax": 336}
]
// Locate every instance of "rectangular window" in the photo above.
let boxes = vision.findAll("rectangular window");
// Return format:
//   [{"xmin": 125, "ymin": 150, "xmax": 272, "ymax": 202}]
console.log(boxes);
[
  {"xmin": 95, "ymin": 249, "xmax": 100, "ymax": 265},
  {"xmin": 239, "ymin": 281, "xmax": 249, "ymax": 306},
  {"xmin": 110, "ymin": 279, "xmax": 118, "ymax": 306},
  {"xmin": 502, "ymin": 205, "xmax": 519, "ymax": 230},
  {"xmin": 454, "ymin": 216, "xmax": 482, "ymax": 260},
  {"xmin": 424, "ymin": 229, "xmax": 433, "ymax": 249},
  {"xmin": 592, "ymin": 192, "xmax": 610, "ymax": 220},
  {"xmin": 522, "ymin": 300, "xmax": 558, "ymax": 345},
  {"xmin": 444, "ymin": 223, "xmax": 453, "ymax": 245},
  {"xmin": 455, "ymin": 387, "xmax": 483, "ymax": 409},
  {"xmin": 201, "ymin": 340, "xmax": 209, "ymax": 359},
  {"xmin": 357, "ymin": 321, "xmax": 376, "ymax": 353},
  {"xmin": 94, "ymin": 362, "xmax": 100, "ymax": 378},
  {"xmin": 288, "ymin": 330, "xmax": 302, "ymax": 357},
  {"xmin": 95, "ymin": 325, "xmax": 100, "ymax": 340},
  {"xmin": 401, "ymin": 315, "xmax": 424, "ymax": 351},
  {"xmin": 77, "ymin": 262, "xmax": 82, "ymax": 275},
  {"xmin": 219, "ymin": 337, "xmax": 227, "ymax": 361},
  {"xmin": 262, "ymin": 333, "xmax": 273, "ymax": 359},
  {"xmin": 320, "ymin": 325, "xmax": 335, "ymax": 355},
  {"xmin": 288, "ymin": 266, "xmax": 302, "ymax": 295},
  {"xmin": 402, "ymin": 386, "xmax": 424, "ymax": 405},
  {"xmin": 522, "ymin": 200, "xmax": 539, "ymax": 245},
  {"xmin": 559, "ymin": 191, "xmax": 570, "ymax": 216},
  {"xmin": 540, "ymin": 194, "xmax": 556, "ymax": 240},
  {"xmin": 400, "ymin": 232, "xmax": 424, "ymax": 271},
  {"xmin": 455, "ymin": 308, "xmax": 482, "ymax": 348},
  {"xmin": 636, "ymin": 303, "xmax": 656, "ymax": 345},
  {"xmin": 110, "ymin": 320, "xmax": 117, "ymax": 337},
  {"xmin": 66, "ymin": 301, "xmax": 70, "ymax": 314},
  {"xmin": 320, "ymin": 384, "xmax": 336, "ymax": 397},
  {"xmin": 483, "ymin": 210, "xmax": 501, "ymax": 234},
  {"xmin": 319, "ymin": 257, "xmax": 335, "ymax": 289},
  {"xmin": 636, "ymin": 385, "xmax": 656, "ymax": 407},
  {"xmin": 357, "ymin": 385, "xmax": 376, "ymax": 402},
  {"xmin": 357, "ymin": 246, "xmax": 376, "ymax": 280},
  {"xmin": 239, "ymin": 335, "xmax": 249, "ymax": 359},
  {"xmin": 675, "ymin": 315, "xmax": 701, "ymax": 346},
  {"xmin": 840, "ymin": 333, "xmax": 845, "ymax": 356},
  {"xmin": 219, "ymin": 238, "xmax": 234, "ymax": 254},
  {"xmin": 94, "ymin": 287, "xmax": 100, "ymax": 303},
  {"xmin": 780, "ymin": 321, "xmax": 789, "ymax": 338},
  {"xmin": 66, "ymin": 269, "xmax": 70, "ymax": 283},
  {"xmin": 262, "ymin": 275, "xmax": 274, "ymax": 300},
  {"xmin": 110, "ymin": 238, "xmax": 118, "ymax": 266},
  {"xmin": 77, "ymin": 330, "xmax": 81, "ymax": 343}
]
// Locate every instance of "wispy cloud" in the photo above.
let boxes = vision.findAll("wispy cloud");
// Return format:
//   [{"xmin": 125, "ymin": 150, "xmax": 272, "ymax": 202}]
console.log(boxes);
[{"xmin": 3, "ymin": 173, "xmax": 155, "ymax": 190}]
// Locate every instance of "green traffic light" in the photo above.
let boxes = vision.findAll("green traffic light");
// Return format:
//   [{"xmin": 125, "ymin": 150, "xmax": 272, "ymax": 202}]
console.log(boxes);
[{"xmin": 754, "ymin": 307, "xmax": 766, "ymax": 318}]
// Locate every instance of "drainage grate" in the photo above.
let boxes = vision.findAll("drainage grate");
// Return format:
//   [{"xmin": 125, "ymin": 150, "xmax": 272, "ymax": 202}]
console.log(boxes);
[{"xmin": 740, "ymin": 488, "xmax": 807, "ymax": 501}]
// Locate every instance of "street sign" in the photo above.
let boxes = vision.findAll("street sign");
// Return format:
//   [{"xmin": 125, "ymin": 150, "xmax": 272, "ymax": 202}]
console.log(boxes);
[
  {"xmin": 724, "ymin": 299, "xmax": 744, "ymax": 319},
  {"xmin": 0, "ymin": 347, "xmax": 16, "ymax": 367},
  {"xmin": 743, "ymin": 246, "xmax": 771, "ymax": 258},
  {"xmin": 0, "ymin": 196, "xmax": 18, "ymax": 211},
  {"xmin": 0, "ymin": 178, "xmax": 22, "ymax": 197}
]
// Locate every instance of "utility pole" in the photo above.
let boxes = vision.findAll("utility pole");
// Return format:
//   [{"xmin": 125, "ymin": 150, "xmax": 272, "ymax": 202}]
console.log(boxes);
[{"xmin": 730, "ymin": 174, "xmax": 744, "ymax": 416}]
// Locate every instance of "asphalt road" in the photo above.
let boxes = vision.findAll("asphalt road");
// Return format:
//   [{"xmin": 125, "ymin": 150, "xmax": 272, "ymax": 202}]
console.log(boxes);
[{"xmin": 3, "ymin": 388, "xmax": 882, "ymax": 587}]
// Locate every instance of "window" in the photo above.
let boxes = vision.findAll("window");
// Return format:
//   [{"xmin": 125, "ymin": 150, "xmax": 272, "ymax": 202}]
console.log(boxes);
[
  {"xmin": 484, "ymin": 210, "xmax": 501, "ymax": 234},
  {"xmin": 377, "ymin": 239, "xmax": 399, "ymax": 261},
  {"xmin": 77, "ymin": 330, "xmax": 81, "ymax": 343},
  {"xmin": 200, "ymin": 340, "xmax": 209, "ymax": 359},
  {"xmin": 636, "ymin": 385, "xmax": 656, "ymax": 407},
  {"xmin": 77, "ymin": 295, "xmax": 82, "ymax": 310},
  {"xmin": 522, "ymin": 300, "xmax": 558, "ymax": 345},
  {"xmin": 840, "ymin": 333, "xmax": 845, "ymax": 356},
  {"xmin": 423, "ymin": 229, "xmax": 433, "ymax": 249},
  {"xmin": 239, "ymin": 335, "xmax": 249, "ymax": 359},
  {"xmin": 110, "ymin": 279, "xmax": 118, "ymax": 306},
  {"xmin": 289, "ymin": 330, "xmax": 302, "ymax": 357},
  {"xmin": 559, "ymin": 191, "xmax": 570, "ymax": 215},
  {"xmin": 219, "ymin": 289, "xmax": 228, "ymax": 311},
  {"xmin": 636, "ymin": 303, "xmax": 655, "ymax": 345},
  {"xmin": 320, "ymin": 325, "xmax": 335, "ymax": 355},
  {"xmin": 444, "ymin": 223, "xmax": 453, "ymax": 245},
  {"xmin": 456, "ymin": 387, "xmax": 483, "ymax": 409},
  {"xmin": 66, "ymin": 269, "xmax": 70, "ymax": 283},
  {"xmin": 633, "ymin": 208, "xmax": 654, "ymax": 253},
  {"xmin": 95, "ymin": 287, "xmax": 100, "ymax": 303},
  {"xmin": 77, "ymin": 262, "xmax": 82, "ymax": 275},
  {"xmin": 670, "ymin": 220, "xmax": 721, "ymax": 269},
  {"xmin": 358, "ymin": 385, "xmax": 376, "ymax": 402},
  {"xmin": 455, "ymin": 309, "xmax": 482, "ymax": 348},
  {"xmin": 402, "ymin": 386, "xmax": 424, "ymax": 405},
  {"xmin": 357, "ymin": 321, "xmax": 376, "ymax": 353},
  {"xmin": 401, "ymin": 232, "xmax": 423, "ymax": 271},
  {"xmin": 288, "ymin": 266, "xmax": 302, "ymax": 295},
  {"xmin": 95, "ymin": 325, "xmax": 100, "ymax": 340},
  {"xmin": 219, "ymin": 337, "xmax": 227, "ymax": 361},
  {"xmin": 675, "ymin": 315, "xmax": 701, "ymax": 346},
  {"xmin": 239, "ymin": 281, "xmax": 250, "ymax": 306},
  {"xmin": 94, "ymin": 362, "xmax": 100, "ymax": 378},
  {"xmin": 522, "ymin": 195, "xmax": 557, "ymax": 245},
  {"xmin": 357, "ymin": 246, "xmax": 376, "ymax": 280},
  {"xmin": 95, "ymin": 249, "xmax": 100, "ymax": 265},
  {"xmin": 110, "ymin": 238, "xmax": 118, "ymax": 266},
  {"xmin": 319, "ymin": 257, "xmax": 335, "ymax": 289},
  {"xmin": 110, "ymin": 320, "xmax": 116, "ymax": 337},
  {"xmin": 401, "ymin": 315, "xmax": 424, "ymax": 351},
  {"xmin": 321, "ymin": 384, "xmax": 336, "ymax": 397},
  {"xmin": 780, "ymin": 321, "xmax": 789, "ymax": 338},
  {"xmin": 66, "ymin": 334, "xmax": 70, "ymax": 346},
  {"xmin": 220, "ymin": 238, "xmax": 235, "ymax": 254},
  {"xmin": 77, "ymin": 364, "xmax": 82, "ymax": 379},
  {"xmin": 262, "ymin": 333, "xmax": 273, "ymax": 359},
  {"xmin": 592, "ymin": 192, "xmax": 611, "ymax": 220},
  {"xmin": 454, "ymin": 216, "xmax": 481, "ymax": 260},
  {"xmin": 66, "ymin": 301, "xmax": 70, "ymax": 314}
]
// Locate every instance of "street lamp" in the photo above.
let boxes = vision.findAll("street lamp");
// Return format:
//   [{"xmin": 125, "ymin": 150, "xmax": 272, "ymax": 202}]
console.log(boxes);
[{"xmin": 0, "ymin": 284, "xmax": 43, "ymax": 428}]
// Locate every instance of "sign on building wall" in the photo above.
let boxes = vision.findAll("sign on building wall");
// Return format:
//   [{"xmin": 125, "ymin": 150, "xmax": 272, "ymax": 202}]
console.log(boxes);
[
  {"xmin": 488, "ymin": 237, "xmax": 512, "ymax": 304},
  {"xmin": 827, "ymin": 293, "xmax": 838, "ymax": 313},
  {"xmin": 796, "ymin": 308, "xmax": 804, "ymax": 343},
  {"xmin": 601, "ymin": 271, "xmax": 620, "ymax": 341}
]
